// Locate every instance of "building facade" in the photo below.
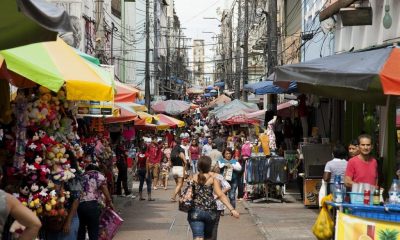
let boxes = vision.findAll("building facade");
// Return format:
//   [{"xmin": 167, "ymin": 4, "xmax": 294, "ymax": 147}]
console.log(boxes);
[{"xmin": 192, "ymin": 39, "xmax": 205, "ymax": 87}]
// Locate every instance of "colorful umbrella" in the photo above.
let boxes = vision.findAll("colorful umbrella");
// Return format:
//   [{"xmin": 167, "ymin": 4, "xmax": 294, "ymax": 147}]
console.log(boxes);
[
  {"xmin": 115, "ymin": 102, "xmax": 147, "ymax": 112},
  {"xmin": 115, "ymin": 81, "xmax": 140, "ymax": 102},
  {"xmin": 221, "ymin": 115, "xmax": 260, "ymax": 126},
  {"xmin": 155, "ymin": 114, "xmax": 185, "ymax": 128},
  {"xmin": 151, "ymin": 100, "xmax": 191, "ymax": 115},
  {"xmin": 0, "ymin": 38, "xmax": 114, "ymax": 101},
  {"xmin": 0, "ymin": 0, "xmax": 72, "ymax": 50}
]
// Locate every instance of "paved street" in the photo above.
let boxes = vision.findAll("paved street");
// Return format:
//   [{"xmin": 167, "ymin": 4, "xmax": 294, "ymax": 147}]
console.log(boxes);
[{"xmin": 113, "ymin": 181, "xmax": 318, "ymax": 240}]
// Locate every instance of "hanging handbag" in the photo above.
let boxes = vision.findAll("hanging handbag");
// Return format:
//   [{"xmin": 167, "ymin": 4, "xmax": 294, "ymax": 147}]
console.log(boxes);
[
  {"xmin": 179, "ymin": 182, "xmax": 194, "ymax": 212},
  {"xmin": 99, "ymin": 207, "xmax": 124, "ymax": 240}
]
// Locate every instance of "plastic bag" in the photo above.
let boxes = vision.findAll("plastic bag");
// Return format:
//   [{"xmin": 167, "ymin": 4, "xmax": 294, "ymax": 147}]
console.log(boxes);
[
  {"xmin": 179, "ymin": 182, "xmax": 194, "ymax": 212},
  {"xmin": 318, "ymin": 180, "xmax": 327, "ymax": 207},
  {"xmin": 99, "ymin": 208, "xmax": 124, "ymax": 240},
  {"xmin": 312, "ymin": 206, "xmax": 334, "ymax": 240}
]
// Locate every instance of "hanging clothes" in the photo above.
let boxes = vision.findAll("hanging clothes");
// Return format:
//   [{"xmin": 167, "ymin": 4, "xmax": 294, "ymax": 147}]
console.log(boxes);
[{"xmin": 258, "ymin": 133, "xmax": 270, "ymax": 156}]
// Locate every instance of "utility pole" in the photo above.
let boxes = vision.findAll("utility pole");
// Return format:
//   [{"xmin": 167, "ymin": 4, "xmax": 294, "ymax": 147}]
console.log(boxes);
[
  {"xmin": 227, "ymin": 14, "xmax": 233, "ymax": 90},
  {"xmin": 243, "ymin": 0, "xmax": 249, "ymax": 101},
  {"xmin": 166, "ymin": 17, "xmax": 171, "ymax": 99},
  {"xmin": 235, "ymin": 0, "xmax": 242, "ymax": 99},
  {"xmin": 153, "ymin": 0, "xmax": 159, "ymax": 96},
  {"xmin": 145, "ymin": 0, "xmax": 151, "ymax": 110},
  {"xmin": 121, "ymin": 0, "xmax": 125, "ymax": 82},
  {"xmin": 268, "ymin": 0, "xmax": 278, "ymax": 111}
]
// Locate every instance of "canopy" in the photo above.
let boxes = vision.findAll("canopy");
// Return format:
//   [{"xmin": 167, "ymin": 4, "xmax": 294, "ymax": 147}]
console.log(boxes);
[
  {"xmin": 221, "ymin": 115, "xmax": 260, "ymax": 126},
  {"xmin": 0, "ymin": 38, "xmax": 114, "ymax": 101},
  {"xmin": 155, "ymin": 114, "xmax": 185, "ymax": 128},
  {"xmin": 275, "ymin": 47, "xmax": 400, "ymax": 104},
  {"xmin": 208, "ymin": 94, "xmax": 231, "ymax": 108},
  {"xmin": 244, "ymin": 80, "xmax": 297, "ymax": 95},
  {"xmin": 187, "ymin": 87, "xmax": 204, "ymax": 94},
  {"xmin": 151, "ymin": 100, "xmax": 191, "ymax": 115},
  {"xmin": 115, "ymin": 102, "xmax": 147, "ymax": 112},
  {"xmin": 75, "ymin": 49, "xmax": 100, "ymax": 66},
  {"xmin": 210, "ymin": 99, "xmax": 259, "ymax": 122},
  {"xmin": 0, "ymin": 0, "xmax": 72, "ymax": 50},
  {"xmin": 277, "ymin": 100, "xmax": 298, "ymax": 111},
  {"xmin": 115, "ymin": 81, "xmax": 140, "ymax": 102},
  {"xmin": 137, "ymin": 111, "xmax": 157, "ymax": 124}
]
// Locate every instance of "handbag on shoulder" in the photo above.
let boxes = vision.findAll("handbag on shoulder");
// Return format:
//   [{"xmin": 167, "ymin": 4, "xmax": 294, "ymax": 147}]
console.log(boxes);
[{"xmin": 179, "ymin": 182, "xmax": 194, "ymax": 212}]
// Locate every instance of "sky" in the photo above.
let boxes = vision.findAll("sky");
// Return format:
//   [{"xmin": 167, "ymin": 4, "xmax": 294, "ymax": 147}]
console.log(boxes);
[{"xmin": 174, "ymin": 0, "xmax": 233, "ymax": 82}]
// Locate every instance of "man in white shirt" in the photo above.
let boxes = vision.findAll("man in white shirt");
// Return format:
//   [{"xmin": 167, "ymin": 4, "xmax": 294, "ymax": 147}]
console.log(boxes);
[{"xmin": 201, "ymin": 138, "xmax": 213, "ymax": 156}]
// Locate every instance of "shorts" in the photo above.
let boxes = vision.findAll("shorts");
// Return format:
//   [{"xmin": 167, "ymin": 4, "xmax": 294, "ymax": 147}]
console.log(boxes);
[
  {"xmin": 147, "ymin": 163, "xmax": 160, "ymax": 178},
  {"xmin": 188, "ymin": 208, "xmax": 217, "ymax": 239},
  {"xmin": 160, "ymin": 170, "xmax": 169, "ymax": 178},
  {"xmin": 172, "ymin": 166, "xmax": 184, "ymax": 178}
]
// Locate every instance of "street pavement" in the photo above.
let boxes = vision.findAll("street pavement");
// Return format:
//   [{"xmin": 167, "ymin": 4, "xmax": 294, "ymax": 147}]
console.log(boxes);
[{"xmin": 113, "ymin": 180, "xmax": 318, "ymax": 240}]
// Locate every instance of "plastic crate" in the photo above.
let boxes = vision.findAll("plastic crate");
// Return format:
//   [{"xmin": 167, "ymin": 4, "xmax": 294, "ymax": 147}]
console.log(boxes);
[{"xmin": 344, "ymin": 204, "xmax": 400, "ymax": 223}]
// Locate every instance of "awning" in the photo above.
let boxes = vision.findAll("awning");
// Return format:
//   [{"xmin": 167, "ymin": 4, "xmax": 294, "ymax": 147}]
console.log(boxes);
[
  {"xmin": 208, "ymin": 94, "xmax": 231, "ymax": 108},
  {"xmin": 244, "ymin": 80, "xmax": 297, "ymax": 95},
  {"xmin": 275, "ymin": 47, "xmax": 400, "ymax": 104},
  {"xmin": 277, "ymin": 100, "xmax": 298, "ymax": 111},
  {"xmin": 115, "ymin": 81, "xmax": 140, "ymax": 102},
  {"xmin": 155, "ymin": 114, "xmax": 185, "ymax": 128},
  {"xmin": 221, "ymin": 115, "xmax": 260, "ymax": 126},
  {"xmin": 0, "ymin": 0, "xmax": 72, "ymax": 50},
  {"xmin": 214, "ymin": 81, "xmax": 225, "ymax": 87}
]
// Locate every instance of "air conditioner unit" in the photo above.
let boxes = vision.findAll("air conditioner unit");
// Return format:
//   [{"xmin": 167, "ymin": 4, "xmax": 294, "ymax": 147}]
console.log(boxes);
[{"xmin": 339, "ymin": 7, "xmax": 372, "ymax": 26}]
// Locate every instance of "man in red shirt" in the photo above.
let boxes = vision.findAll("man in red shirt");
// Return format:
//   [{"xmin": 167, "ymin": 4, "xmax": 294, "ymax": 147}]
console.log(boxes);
[
  {"xmin": 146, "ymin": 137, "xmax": 161, "ymax": 190},
  {"xmin": 345, "ymin": 134, "xmax": 378, "ymax": 188}
]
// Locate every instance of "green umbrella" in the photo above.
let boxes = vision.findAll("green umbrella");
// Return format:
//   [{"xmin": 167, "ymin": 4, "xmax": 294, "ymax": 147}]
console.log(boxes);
[{"xmin": 0, "ymin": 0, "xmax": 72, "ymax": 50}]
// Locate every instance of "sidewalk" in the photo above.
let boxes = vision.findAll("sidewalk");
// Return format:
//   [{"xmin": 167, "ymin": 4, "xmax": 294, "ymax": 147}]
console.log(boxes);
[
  {"xmin": 242, "ymin": 192, "xmax": 319, "ymax": 240},
  {"xmin": 113, "ymin": 180, "xmax": 318, "ymax": 239},
  {"xmin": 114, "ymin": 181, "xmax": 264, "ymax": 240}
]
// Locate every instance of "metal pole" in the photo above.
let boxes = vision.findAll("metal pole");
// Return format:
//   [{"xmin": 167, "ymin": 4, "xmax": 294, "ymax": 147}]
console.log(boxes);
[
  {"xmin": 268, "ymin": 0, "xmax": 278, "ymax": 112},
  {"xmin": 154, "ymin": 0, "xmax": 159, "ymax": 96},
  {"xmin": 243, "ymin": 0, "xmax": 249, "ymax": 101},
  {"xmin": 235, "ymin": 0, "xmax": 242, "ymax": 100},
  {"xmin": 145, "ymin": 0, "xmax": 151, "ymax": 111},
  {"xmin": 121, "ymin": 0, "xmax": 125, "ymax": 82},
  {"xmin": 166, "ymin": 17, "xmax": 171, "ymax": 98}
]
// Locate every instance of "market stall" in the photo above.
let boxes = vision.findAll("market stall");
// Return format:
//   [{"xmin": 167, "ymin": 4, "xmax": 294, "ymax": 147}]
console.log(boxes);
[{"xmin": 274, "ymin": 47, "xmax": 400, "ymax": 238}]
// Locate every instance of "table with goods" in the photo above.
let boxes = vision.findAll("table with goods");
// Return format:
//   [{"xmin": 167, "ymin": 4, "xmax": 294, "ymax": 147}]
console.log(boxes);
[{"xmin": 319, "ymin": 176, "xmax": 400, "ymax": 240}]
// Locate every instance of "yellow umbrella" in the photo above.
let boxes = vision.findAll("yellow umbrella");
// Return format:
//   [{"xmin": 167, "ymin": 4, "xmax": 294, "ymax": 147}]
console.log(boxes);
[{"xmin": 0, "ymin": 38, "xmax": 114, "ymax": 101}]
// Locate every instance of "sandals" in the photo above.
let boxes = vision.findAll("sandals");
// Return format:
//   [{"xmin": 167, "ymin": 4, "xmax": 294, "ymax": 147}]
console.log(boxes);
[{"xmin": 139, "ymin": 198, "xmax": 146, "ymax": 201}]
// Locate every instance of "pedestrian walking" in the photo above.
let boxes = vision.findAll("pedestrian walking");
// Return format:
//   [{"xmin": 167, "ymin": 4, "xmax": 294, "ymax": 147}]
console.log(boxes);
[
  {"xmin": 146, "ymin": 137, "xmax": 161, "ymax": 190},
  {"xmin": 136, "ymin": 146, "xmax": 153, "ymax": 201},
  {"xmin": 190, "ymin": 139, "xmax": 200, "ymax": 174},
  {"xmin": 78, "ymin": 164, "xmax": 114, "ymax": 240},
  {"xmin": 170, "ymin": 140, "xmax": 187, "ymax": 202},
  {"xmin": 187, "ymin": 156, "xmax": 239, "ymax": 240},
  {"xmin": 218, "ymin": 148, "xmax": 242, "ymax": 209},
  {"xmin": 115, "ymin": 141, "xmax": 131, "ymax": 196},
  {"xmin": 160, "ymin": 157, "xmax": 171, "ymax": 190}
]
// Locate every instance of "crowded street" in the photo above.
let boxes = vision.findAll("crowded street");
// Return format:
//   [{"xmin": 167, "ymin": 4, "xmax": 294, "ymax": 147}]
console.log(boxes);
[{"xmin": 2, "ymin": 0, "xmax": 400, "ymax": 240}]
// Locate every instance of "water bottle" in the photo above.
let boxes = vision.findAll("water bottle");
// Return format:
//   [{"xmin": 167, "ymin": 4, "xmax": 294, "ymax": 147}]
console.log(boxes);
[
  {"xmin": 334, "ymin": 175, "xmax": 343, "ymax": 203},
  {"xmin": 388, "ymin": 179, "xmax": 399, "ymax": 204}
]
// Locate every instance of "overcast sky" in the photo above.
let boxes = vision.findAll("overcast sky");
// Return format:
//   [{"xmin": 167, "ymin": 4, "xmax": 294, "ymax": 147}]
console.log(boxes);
[{"xmin": 174, "ymin": 0, "xmax": 233, "ymax": 80}]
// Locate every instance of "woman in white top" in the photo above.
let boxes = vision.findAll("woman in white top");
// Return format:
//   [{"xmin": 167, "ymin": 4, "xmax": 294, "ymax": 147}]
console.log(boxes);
[{"xmin": 323, "ymin": 144, "xmax": 348, "ymax": 194}]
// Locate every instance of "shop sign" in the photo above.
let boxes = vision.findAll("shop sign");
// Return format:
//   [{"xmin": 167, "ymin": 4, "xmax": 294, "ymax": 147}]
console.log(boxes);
[
  {"xmin": 336, "ymin": 211, "xmax": 400, "ymax": 240},
  {"xmin": 77, "ymin": 101, "xmax": 113, "ymax": 116}
]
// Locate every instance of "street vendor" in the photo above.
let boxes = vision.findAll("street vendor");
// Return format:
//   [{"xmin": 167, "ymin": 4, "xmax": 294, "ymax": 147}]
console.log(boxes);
[{"xmin": 344, "ymin": 134, "xmax": 378, "ymax": 188}]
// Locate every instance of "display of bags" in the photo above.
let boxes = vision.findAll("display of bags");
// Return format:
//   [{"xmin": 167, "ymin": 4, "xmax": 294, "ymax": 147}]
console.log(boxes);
[
  {"xmin": 99, "ymin": 208, "xmax": 124, "ymax": 240},
  {"xmin": 179, "ymin": 182, "xmax": 194, "ymax": 212}
]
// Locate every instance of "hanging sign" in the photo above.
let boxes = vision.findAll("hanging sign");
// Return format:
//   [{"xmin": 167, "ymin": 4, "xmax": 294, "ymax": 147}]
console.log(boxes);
[{"xmin": 77, "ymin": 101, "xmax": 113, "ymax": 116}]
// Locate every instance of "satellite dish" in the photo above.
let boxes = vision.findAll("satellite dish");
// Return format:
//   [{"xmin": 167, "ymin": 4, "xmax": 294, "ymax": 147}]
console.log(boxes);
[{"xmin": 320, "ymin": 17, "xmax": 335, "ymax": 34}]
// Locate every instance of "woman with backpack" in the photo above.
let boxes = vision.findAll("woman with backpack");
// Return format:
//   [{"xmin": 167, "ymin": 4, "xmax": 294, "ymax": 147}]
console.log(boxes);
[{"xmin": 170, "ymin": 139, "xmax": 187, "ymax": 202}]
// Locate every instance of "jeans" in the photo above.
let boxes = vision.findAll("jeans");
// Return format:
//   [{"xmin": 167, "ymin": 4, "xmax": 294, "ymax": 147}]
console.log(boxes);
[
  {"xmin": 237, "ymin": 171, "xmax": 244, "ymax": 199},
  {"xmin": 228, "ymin": 179, "xmax": 238, "ymax": 209},
  {"xmin": 138, "ymin": 168, "xmax": 152, "ymax": 193},
  {"xmin": 46, "ymin": 215, "xmax": 79, "ymax": 240},
  {"xmin": 191, "ymin": 159, "xmax": 198, "ymax": 174},
  {"xmin": 77, "ymin": 201, "xmax": 101, "ymax": 240},
  {"xmin": 187, "ymin": 208, "xmax": 218, "ymax": 239},
  {"xmin": 210, "ymin": 210, "xmax": 223, "ymax": 240}
]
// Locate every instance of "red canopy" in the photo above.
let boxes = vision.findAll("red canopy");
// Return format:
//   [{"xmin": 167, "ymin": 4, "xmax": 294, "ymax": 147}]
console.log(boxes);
[{"xmin": 221, "ymin": 115, "xmax": 260, "ymax": 126}]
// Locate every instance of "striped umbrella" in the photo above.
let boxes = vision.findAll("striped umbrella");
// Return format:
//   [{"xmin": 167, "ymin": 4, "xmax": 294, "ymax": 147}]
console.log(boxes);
[{"xmin": 0, "ymin": 38, "xmax": 114, "ymax": 101}]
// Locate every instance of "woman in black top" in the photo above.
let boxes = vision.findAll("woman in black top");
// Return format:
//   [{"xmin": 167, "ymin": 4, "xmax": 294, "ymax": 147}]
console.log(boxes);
[{"xmin": 170, "ymin": 140, "xmax": 187, "ymax": 202}]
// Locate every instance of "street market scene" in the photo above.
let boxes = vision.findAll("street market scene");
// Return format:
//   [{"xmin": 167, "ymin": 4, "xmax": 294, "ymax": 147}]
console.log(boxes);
[{"xmin": 1, "ymin": 0, "xmax": 400, "ymax": 240}]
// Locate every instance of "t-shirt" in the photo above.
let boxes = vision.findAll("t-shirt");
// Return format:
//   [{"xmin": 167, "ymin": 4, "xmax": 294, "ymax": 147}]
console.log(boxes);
[
  {"xmin": 137, "ymin": 153, "xmax": 147, "ymax": 169},
  {"xmin": 202, "ymin": 144, "xmax": 212, "ymax": 156},
  {"xmin": 80, "ymin": 170, "xmax": 106, "ymax": 202},
  {"xmin": 345, "ymin": 156, "xmax": 377, "ymax": 186},
  {"xmin": 324, "ymin": 158, "xmax": 348, "ymax": 183},
  {"xmin": 241, "ymin": 143, "xmax": 252, "ymax": 157},
  {"xmin": 171, "ymin": 146, "xmax": 185, "ymax": 166},
  {"xmin": 146, "ymin": 144, "xmax": 159, "ymax": 164}
]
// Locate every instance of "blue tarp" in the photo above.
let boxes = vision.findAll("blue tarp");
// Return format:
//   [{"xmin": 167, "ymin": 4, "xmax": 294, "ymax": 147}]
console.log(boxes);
[
  {"xmin": 243, "ymin": 81, "xmax": 297, "ymax": 95},
  {"xmin": 203, "ymin": 93, "xmax": 212, "ymax": 97}
]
